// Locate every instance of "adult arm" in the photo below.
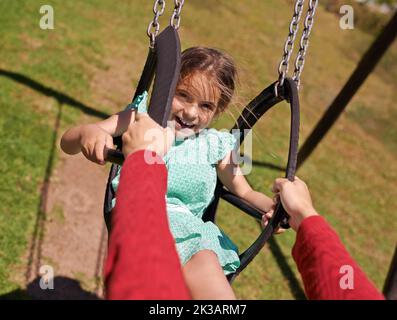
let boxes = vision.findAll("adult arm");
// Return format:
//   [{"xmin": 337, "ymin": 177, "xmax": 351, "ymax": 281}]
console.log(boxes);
[
  {"xmin": 104, "ymin": 151, "xmax": 190, "ymax": 299},
  {"xmin": 292, "ymin": 215, "xmax": 384, "ymax": 300},
  {"xmin": 273, "ymin": 177, "xmax": 384, "ymax": 300},
  {"xmin": 105, "ymin": 114, "xmax": 188, "ymax": 299}
]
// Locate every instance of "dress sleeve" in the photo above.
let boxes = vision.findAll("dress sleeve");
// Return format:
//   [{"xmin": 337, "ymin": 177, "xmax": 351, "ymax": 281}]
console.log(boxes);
[{"xmin": 207, "ymin": 129, "xmax": 238, "ymax": 164}]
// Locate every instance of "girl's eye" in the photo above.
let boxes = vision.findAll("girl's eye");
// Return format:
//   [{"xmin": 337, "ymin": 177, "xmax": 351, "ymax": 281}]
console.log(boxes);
[
  {"xmin": 200, "ymin": 103, "xmax": 214, "ymax": 110},
  {"xmin": 176, "ymin": 91, "xmax": 189, "ymax": 99}
]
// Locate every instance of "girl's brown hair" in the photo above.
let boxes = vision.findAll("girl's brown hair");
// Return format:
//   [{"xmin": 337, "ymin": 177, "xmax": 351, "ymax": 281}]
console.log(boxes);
[{"xmin": 179, "ymin": 47, "xmax": 237, "ymax": 113}]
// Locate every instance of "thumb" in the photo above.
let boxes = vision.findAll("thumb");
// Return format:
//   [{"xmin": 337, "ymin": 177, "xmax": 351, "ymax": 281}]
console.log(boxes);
[
  {"xmin": 134, "ymin": 112, "xmax": 144, "ymax": 121},
  {"xmin": 134, "ymin": 112, "xmax": 150, "ymax": 125}
]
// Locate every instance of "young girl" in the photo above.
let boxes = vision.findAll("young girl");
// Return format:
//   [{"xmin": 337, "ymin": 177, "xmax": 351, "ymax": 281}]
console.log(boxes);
[{"xmin": 61, "ymin": 47, "xmax": 274, "ymax": 299}]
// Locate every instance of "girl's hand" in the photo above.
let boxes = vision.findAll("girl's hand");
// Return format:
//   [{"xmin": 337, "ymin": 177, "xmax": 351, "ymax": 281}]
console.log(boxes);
[
  {"xmin": 79, "ymin": 124, "xmax": 114, "ymax": 165},
  {"xmin": 261, "ymin": 206, "xmax": 286, "ymax": 235},
  {"xmin": 260, "ymin": 199, "xmax": 274, "ymax": 229}
]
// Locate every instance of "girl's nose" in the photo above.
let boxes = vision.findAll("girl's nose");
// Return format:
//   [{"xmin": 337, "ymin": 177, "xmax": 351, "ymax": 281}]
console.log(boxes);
[{"xmin": 183, "ymin": 103, "xmax": 199, "ymax": 121}]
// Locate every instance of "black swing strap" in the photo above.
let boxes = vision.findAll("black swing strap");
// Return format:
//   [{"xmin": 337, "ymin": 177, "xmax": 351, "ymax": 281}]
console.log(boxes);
[
  {"xmin": 226, "ymin": 78, "xmax": 300, "ymax": 282},
  {"xmin": 103, "ymin": 26, "xmax": 181, "ymax": 229},
  {"xmin": 105, "ymin": 26, "xmax": 181, "ymax": 165}
]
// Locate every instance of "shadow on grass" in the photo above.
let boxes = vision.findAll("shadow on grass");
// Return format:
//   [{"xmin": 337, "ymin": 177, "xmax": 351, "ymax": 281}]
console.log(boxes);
[
  {"xmin": 240, "ymin": 154, "xmax": 285, "ymax": 172},
  {"xmin": 24, "ymin": 102, "xmax": 63, "ymax": 284},
  {"xmin": 0, "ymin": 69, "xmax": 108, "ymax": 290},
  {"xmin": 267, "ymin": 237, "xmax": 306, "ymax": 300},
  {"xmin": 251, "ymin": 160, "xmax": 285, "ymax": 172},
  {"xmin": 0, "ymin": 276, "xmax": 100, "ymax": 300},
  {"xmin": 252, "ymin": 220, "xmax": 305, "ymax": 299},
  {"xmin": 0, "ymin": 69, "xmax": 109, "ymax": 119}
]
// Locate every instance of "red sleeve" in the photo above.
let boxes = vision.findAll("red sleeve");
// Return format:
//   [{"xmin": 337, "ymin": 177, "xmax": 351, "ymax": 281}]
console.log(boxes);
[
  {"xmin": 292, "ymin": 215, "xmax": 384, "ymax": 300},
  {"xmin": 104, "ymin": 150, "xmax": 190, "ymax": 300}
]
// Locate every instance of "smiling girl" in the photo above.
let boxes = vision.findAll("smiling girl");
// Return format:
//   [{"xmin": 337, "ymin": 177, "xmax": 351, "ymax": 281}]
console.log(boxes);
[{"xmin": 61, "ymin": 47, "xmax": 274, "ymax": 299}]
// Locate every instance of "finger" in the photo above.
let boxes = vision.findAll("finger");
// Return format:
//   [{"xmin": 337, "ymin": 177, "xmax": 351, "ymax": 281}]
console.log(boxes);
[
  {"xmin": 275, "ymin": 228, "xmax": 286, "ymax": 235},
  {"xmin": 105, "ymin": 134, "xmax": 114, "ymax": 149},
  {"xmin": 261, "ymin": 216, "xmax": 269, "ymax": 228},
  {"xmin": 272, "ymin": 178, "xmax": 287, "ymax": 193},
  {"xmin": 294, "ymin": 176, "xmax": 309, "ymax": 190},
  {"xmin": 140, "ymin": 113, "xmax": 154, "ymax": 125},
  {"xmin": 81, "ymin": 145, "xmax": 90, "ymax": 159},
  {"xmin": 122, "ymin": 123, "xmax": 135, "ymax": 141},
  {"xmin": 82, "ymin": 144, "xmax": 96, "ymax": 162},
  {"xmin": 95, "ymin": 140, "xmax": 106, "ymax": 165},
  {"xmin": 265, "ymin": 212, "xmax": 273, "ymax": 220},
  {"xmin": 85, "ymin": 142, "xmax": 96, "ymax": 162},
  {"xmin": 104, "ymin": 135, "xmax": 114, "ymax": 161},
  {"xmin": 135, "ymin": 112, "xmax": 149, "ymax": 121}
]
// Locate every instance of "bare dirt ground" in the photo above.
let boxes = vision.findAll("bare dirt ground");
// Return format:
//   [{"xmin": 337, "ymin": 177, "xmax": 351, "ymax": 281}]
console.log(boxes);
[{"xmin": 24, "ymin": 152, "xmax": 109, "ymax": 299}]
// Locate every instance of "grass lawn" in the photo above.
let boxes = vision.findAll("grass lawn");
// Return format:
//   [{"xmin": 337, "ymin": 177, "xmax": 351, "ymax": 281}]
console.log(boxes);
[{"xmin": 0, "ymin": 0, "xmax": 396, "ymax": 299}]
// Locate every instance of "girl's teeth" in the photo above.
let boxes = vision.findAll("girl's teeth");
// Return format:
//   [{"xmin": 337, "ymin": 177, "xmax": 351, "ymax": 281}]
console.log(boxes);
[{"xmin": 178, "ymin": 117, "xmax": 194, "ymax": 128}]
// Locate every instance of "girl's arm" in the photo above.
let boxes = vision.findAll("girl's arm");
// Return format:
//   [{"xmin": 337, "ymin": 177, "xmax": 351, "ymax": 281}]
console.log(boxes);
[
  {"xmin": 216, "ymin": 151, "xmax": 274, "ymax": 213},
  {"xmin": 60, "ymin": 109, "xmax": 135, "ymax": 163},
  {"xmin": 97, "ymin": 109, "xmax": 136, "ymax": 137}
]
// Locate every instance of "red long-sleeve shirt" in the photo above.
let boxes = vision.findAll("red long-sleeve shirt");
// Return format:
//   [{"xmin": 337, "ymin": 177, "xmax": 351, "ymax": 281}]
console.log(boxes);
[
  {"xmin": 104, "ymin": 150, "xmax": 190, "ymax": 299},
  {"xmin": 104, "ymin": 150, "xmax": 383, "ymax": 300},
  {"xmin": 292, "ymin": 215, "xmax": 384, "ymax": 300}
]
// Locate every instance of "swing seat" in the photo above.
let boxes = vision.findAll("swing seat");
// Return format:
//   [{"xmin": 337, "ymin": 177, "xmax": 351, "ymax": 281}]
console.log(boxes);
[{"xmin": 103, "ymin": 26, "xmax": 300, "ymax": 283}]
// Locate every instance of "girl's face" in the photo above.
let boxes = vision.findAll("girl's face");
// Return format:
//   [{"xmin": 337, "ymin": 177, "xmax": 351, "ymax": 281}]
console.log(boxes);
[{"xmin": 170, "ymin": 73, "xmax": 220, "ymax": 138}]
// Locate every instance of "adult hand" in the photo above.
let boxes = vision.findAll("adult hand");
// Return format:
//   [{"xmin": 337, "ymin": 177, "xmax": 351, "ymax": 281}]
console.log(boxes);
[
  {"xmin": 122, "ymin": 113, "xmax": 175, "ymax": 159},
  {"xmin": 272, "ymin": 176, "xmax": 319, "ymax": 231}
]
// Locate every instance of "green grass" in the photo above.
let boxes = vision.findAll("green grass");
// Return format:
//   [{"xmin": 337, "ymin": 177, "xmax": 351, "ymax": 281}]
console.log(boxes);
[{"xmin": 0, "ymin": 0, "xmax": 396, "ymax": 299}]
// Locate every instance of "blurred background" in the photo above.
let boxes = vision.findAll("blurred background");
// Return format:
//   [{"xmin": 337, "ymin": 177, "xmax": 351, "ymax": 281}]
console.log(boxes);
[{"xmin": 0, "ymin": 0, "xmax": 396, "ymax": 299}]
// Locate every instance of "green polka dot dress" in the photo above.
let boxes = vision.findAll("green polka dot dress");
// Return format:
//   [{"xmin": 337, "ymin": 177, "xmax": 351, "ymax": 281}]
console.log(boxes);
[{"xmin": 111, "ymin": 92, "xmax": 240, "ymax": 275}]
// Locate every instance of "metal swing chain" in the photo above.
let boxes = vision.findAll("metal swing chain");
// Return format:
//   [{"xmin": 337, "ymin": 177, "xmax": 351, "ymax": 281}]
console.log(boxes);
[
  {"xmin": 147, "ymin": 0, "xmax": 166, "ymax": 48},
  {"xmin": 277, "ymin": 0, "xmax": 318, "ymax": 90},
  {"xmin": 278, "ymin": 0, "xmax": 305, "ymax": 88},
  {"xmin": 292, "ymin": 0, "xmax": 318, "ymax": 88},
  {"xmin": 170, "ymin": 0, "xmax": 185, "ymax": 30}
]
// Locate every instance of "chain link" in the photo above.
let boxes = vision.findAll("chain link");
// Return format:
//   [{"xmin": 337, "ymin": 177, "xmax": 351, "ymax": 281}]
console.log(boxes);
[
  {"xmin": 147, "ymin": 0, "xmax": 166, "ymax": 48},
  {"xmin": 277, "ymin": 0, "xmax": 305, "ymax": 87},
  {"xmin": 170, "ymin": 0, "xmax": 185, "ymax": 30},
  {"xmin": 292, "ymin": 0, "xmax": 318, "ymax": 88}
]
